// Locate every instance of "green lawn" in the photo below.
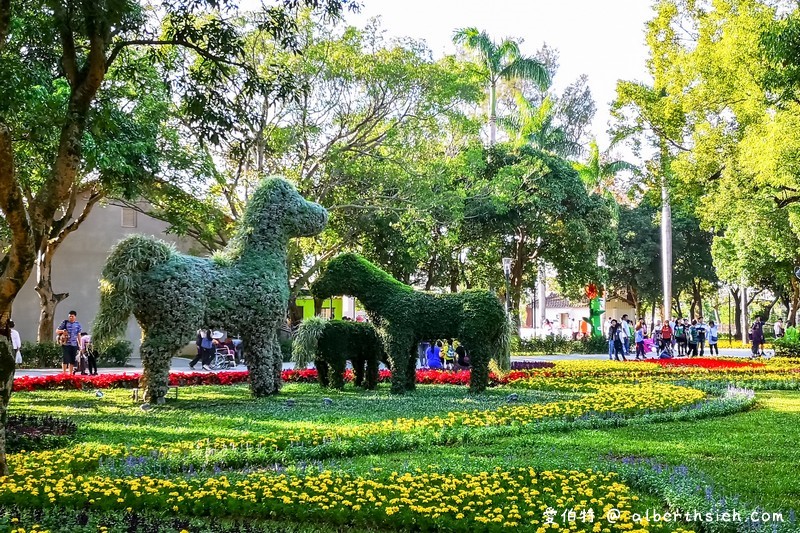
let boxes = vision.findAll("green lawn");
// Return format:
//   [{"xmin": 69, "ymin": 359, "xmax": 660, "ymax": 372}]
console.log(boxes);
[{"xmin": 5, "ymin": 382, "xmax": 800, "ymax": 531}]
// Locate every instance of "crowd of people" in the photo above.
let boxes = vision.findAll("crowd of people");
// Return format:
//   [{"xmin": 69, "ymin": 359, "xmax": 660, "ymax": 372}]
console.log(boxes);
[
  {"xmin": 604, "ymin": 313, "xmax": 778, "ymax": 360},
  {"xmin": 419, "ymin": 339, "xmax": 470, "ymax": 370}
]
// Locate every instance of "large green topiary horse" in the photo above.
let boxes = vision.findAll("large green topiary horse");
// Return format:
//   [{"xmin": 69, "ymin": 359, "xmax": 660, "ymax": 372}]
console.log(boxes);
[
  {"xmin": 93, "ymin": 177, "xmax": 327, "ymax": 403},
  {"xmin": 312, "ymin": 253, "xmax": 509, "ymax": 394},
  {"xmin": 293, "ymin": 317, "xmax": 385, "ymax": 390}
]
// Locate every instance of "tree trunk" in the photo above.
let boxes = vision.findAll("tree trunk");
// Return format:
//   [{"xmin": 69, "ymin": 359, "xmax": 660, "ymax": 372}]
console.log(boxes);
[
  {"xmin": 674, "ymin": 297, "xmax": 683, "ymax": 319},
  {"xmin": 508, "ymin": 235, "xmax": 527, "ymax": 329},
  {"xmin": 789, "ymin": 278, "xmax": 800, "ymax": 328},
  {"xmin": 650, "ymin": 296, "xmax": 657, "ymax": 331},
  {"xmin": 424, "ymin": 255, "xmax": 436, "ymax": 291},
  {"xmin": 762, "ymin": 295, "xmax": 780, "ymax": 324},
  {"xmin": 661, "ymin": 180, "xmax": 672, "ymax": 323},
  {"xmin": 488, "ymin": 80, "xmax": 497, "ymax": 145},
  {"xmin": 449, "ymin": 261, "xmax": 459, "ymax": 293},
  {"xmin": 0, "ymin": 339, "xmax": 15, "ymax": 476},
  {"xmin": 287, "ymin": 296, "xmax": 303, "ymax": 329},
  {"xmin": 730, "ymin": 287, "xmax": 742, "ymax": 340},
  {"xmin": 691, "ymin": 279, "xmax": 703, "ymax": 319},
  {"xmin": 35, "ymin": 243, "xmax": 69, "ymax": 342}
]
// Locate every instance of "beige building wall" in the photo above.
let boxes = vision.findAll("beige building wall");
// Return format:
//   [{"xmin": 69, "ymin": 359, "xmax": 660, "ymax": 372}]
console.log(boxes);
[{"xmin": 11, "ymin": 198, "xmax": 202, "ymax": 353}]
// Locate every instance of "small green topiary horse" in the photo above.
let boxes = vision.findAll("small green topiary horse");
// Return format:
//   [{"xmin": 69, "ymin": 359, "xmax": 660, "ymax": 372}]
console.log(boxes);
[
  {"xmin": 293, "ymin": 317, "xmax": 385, "ymax": 390},
  {"xmin": 93, "ymin": 177, "xmax": 327, "ymax": 403},
  {"xmin": 312, "ymin": 253, "xmax": 509, "ymax": 394}
]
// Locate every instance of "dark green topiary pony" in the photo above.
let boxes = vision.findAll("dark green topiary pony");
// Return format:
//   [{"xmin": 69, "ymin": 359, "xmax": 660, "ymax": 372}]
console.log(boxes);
[
  {"xmin": 312, "ymin": 253, "xmax": 509, "ymax": 394},
  {"xmin": 293, "ymin": 317, "xmax": 385, "ymax": 390},
  {"xmin": 93, "ymin": 177, "xmax": 327, "ymax": 403}
]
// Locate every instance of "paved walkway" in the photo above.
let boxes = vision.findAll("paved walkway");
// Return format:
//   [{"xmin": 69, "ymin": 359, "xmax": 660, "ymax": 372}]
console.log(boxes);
[{"xmin": 12, "ymin": 347, "xmax": 762, "ymax": 379}]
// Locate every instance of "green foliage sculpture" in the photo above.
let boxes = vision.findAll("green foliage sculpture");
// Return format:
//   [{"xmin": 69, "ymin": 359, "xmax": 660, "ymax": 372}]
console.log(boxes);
[
  {"xmin": 93, "ymin": 177, "xmax": 327, "ymax": 403},
  {"xmin": 293, "ymin": 317, "xmax": 385, "ymax": 390},
  {"xmin": 312, "ymin": 253, "xmax": 509, "ymax": 394}
]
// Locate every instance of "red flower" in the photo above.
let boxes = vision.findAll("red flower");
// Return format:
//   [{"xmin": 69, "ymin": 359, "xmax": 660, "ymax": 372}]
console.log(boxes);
[
  {"xmin": 644, "ymin": 358, "xmax": 765, "ymax": 370},
  {"xmin": 585, "ymin": 284, "xmax": 599, "ymax": 300}
]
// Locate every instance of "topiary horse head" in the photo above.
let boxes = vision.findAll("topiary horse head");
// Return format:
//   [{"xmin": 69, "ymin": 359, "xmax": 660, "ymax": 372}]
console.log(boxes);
[
  {"xmin": 94, "ymin": 177, "xmax": 327, "ymax": 403},
  {"xmin": 312, "ymin": 253, "xmax": 509, "ymax": 394}
]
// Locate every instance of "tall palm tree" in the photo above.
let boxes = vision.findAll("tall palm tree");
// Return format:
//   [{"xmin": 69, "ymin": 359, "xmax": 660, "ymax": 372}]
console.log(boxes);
[
  {"xmin": 497, "ymin": 91, "xmax": 583, "ymax": 158},
  {"xmin": 573, "ymin": 139, "xmax": 637, "ymax": 200},
  {"xmin": 453, "ymin": 27, "xmax": 550, "ymax": 144}
]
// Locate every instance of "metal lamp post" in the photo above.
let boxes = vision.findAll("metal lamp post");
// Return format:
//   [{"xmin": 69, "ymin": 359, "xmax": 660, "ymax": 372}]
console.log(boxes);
[{"xmin": 502, "ymin": 257, "xmax": 512, "ymax": 315}]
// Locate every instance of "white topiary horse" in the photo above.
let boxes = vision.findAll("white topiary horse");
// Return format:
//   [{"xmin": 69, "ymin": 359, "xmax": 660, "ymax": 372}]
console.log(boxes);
[{"xmin": 94, "ymin": 177, "xmax": 327, "ymax": 403}]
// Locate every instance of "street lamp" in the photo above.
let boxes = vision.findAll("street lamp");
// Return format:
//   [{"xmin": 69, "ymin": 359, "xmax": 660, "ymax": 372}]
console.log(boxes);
[{"xmin": 502, "ymin": 257, "xmax": 512, "ymax": 314}]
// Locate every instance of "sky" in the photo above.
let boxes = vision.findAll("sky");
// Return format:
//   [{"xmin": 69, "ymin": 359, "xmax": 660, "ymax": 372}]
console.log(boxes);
[{"xmin": 345, "ymin": 0, "xmax": 656, "ymax": 148}]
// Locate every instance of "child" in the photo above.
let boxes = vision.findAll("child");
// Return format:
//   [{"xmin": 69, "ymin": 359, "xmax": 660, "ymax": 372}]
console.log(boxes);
[{"xmin": 634, "ymin": 320, "xmax": 645, "ymax": 360}]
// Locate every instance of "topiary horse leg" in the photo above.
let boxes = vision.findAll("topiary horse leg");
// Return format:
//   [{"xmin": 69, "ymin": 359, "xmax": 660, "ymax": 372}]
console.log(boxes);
[
  {"xmin": 466, "ymin": 340, "xmax": 491, "ymax": 393},
  {"xmin": 386, "ymin": 331, "xmax": 413, "ymax": 394},
  {"xmin": 404, "ymin": 345, "xmax": 417, "ymax": 392},
  {"xmin": 247, "ymin": 328, "xmax": 281, "ymax": 397},
  {"xmin": 316, "ymin": 359, "xmax": 330, "ymax": 387},
  {"xmin": 139, "ymin": 332, "xmax": 179, "ymax": 404},
  {"xmin": 353, "ymin": 354, "xmax": 365, "ymax": 387},
  {"xmin": 365, "ymin": 354, "xmax": 379, "ymax": 390},
  {"xmin": 329, "ymin": 356, "xmax": 346, "ymax": 390}
]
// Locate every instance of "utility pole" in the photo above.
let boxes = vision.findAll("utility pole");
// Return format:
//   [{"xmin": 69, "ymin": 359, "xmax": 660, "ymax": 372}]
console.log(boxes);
[{"xmin": 661, "ymin": 175, "xmax": 673, "ymax": 324}]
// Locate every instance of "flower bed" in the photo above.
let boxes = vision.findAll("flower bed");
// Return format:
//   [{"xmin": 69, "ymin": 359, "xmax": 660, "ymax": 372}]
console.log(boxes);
[
  {"xmin": 643, "ymin": 358, "xmax": 766, "ymax": 370},
  {"xmin": 0, "ymin": 464, "xmax": 689, "ymax": 532}
]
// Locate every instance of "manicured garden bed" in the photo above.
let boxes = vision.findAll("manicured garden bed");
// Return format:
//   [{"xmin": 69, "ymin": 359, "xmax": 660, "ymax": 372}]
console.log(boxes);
[{"xmin": 3, "ymin": 358, "xmax": 800, "ymax": 532}]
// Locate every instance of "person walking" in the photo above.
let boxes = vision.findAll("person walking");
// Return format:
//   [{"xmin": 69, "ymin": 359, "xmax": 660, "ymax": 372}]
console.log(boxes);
[
  {"xmin": 190, "ymin": 329, "xmax": 214, "ymax": 370},
  {"xmin": 774, "ymin": 318, "xmax": 785, "ymax": 339},
  {"xmin": 620, "ymin": 314, "xmax": 631, "ymax": 356},
  {"xmin": 634, "ymin": 320, "xmax": 646, "ymax": 360},
  {"xmin": 750, "ymin": 316, "xmax": 765, "ymax": 358},
  {"xmin": 707, "ymin": 320, "xmax": 719, "ymax": 356},
  {"xmin": 687, "ymin": 319, "xmax": 699, "ymax": 357},
  {"xmin": 8, "ymin": 320, "xmax": 22, "ymax": 367},
  {"xmin": 607, "ymin": 319, "xmax": 616, "ymax": 360},
  {"xmin": 696, "ymin": 317, "xmax": 707, "ymax": 356},
  {"xmin": 659, "ymin": 321, "xmax": 672, "ymax": 354},
  {"xmin": 674, "ymin": 318, "xmax": 687, "ymax": 357},
  {"xmin": 610, "ymin": 320, "xmax": 627, "ymax": 361},
  {"xmin": 56, "ymin": 310, "xmax": 82, "ymax": 374}
]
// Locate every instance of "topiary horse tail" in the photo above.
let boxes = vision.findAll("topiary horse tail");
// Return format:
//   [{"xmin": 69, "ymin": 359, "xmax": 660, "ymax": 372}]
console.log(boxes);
[
  {"xmin": 93, "ymin": 235, "xmax": 174, "ymax": 347},
  {"xmin": 292, "ymin": 316, "xmax": 327, "ymax": 368}
]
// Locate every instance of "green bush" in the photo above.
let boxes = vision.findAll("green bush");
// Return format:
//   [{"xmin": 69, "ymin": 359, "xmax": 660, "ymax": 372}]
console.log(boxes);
[
  {"xmin": 279, "ymin": 338, "xmax": 294, "ymax": 362},
  {"xmin": 6, "ymin": 414, "xmax": 77, "ymax": 453},
  {"xmin": 20, "ymin": 341, "xmax": 62, "ymax": 368},
  {"xmin": 514, "ymin": 335, "xmax": 608, "ymax": 355},
  {"xmin": 98, "ymin": 339, "xmax": 132, "ymax": 367},
  {"xmin": 774, "ymin": 327, "xmax": 800, "ymax": 357}
]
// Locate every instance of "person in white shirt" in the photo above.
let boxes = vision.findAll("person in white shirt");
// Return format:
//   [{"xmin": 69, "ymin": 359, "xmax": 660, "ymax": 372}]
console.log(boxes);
[
  {"xmin": 8, "ymin": 320, "xmax": 22, "ymax": 366},
  {"xmin": 774, "ymin": 319, "xmax": 785, "ymax": 339},
  {"xmin": 708, "ymin": 320, "xmax": 719, "ymax": 356}
]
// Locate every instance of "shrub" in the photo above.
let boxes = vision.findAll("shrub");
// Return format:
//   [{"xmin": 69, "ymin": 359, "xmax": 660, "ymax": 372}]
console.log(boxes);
[
  {"xmin": 98, "ymin": 339, "xmax": 132, "ymax": 367},
  {"xmin": 6, "ymin": 414, "xmax": 77, "ymax": 453},
  {"xmin": 280, "ymin": 338, "xmax": 294, "ymax": 362},
  {"xmin": 774, "ymin": 327, "xmax": 800, "ymax": 357},
  {"xmin": 20, "ymin": 341, "xmax": 62, "ymax": 368},
  {"xmin": 513, "ymin": 335, "xmax": 609, "ymax": 355}
]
